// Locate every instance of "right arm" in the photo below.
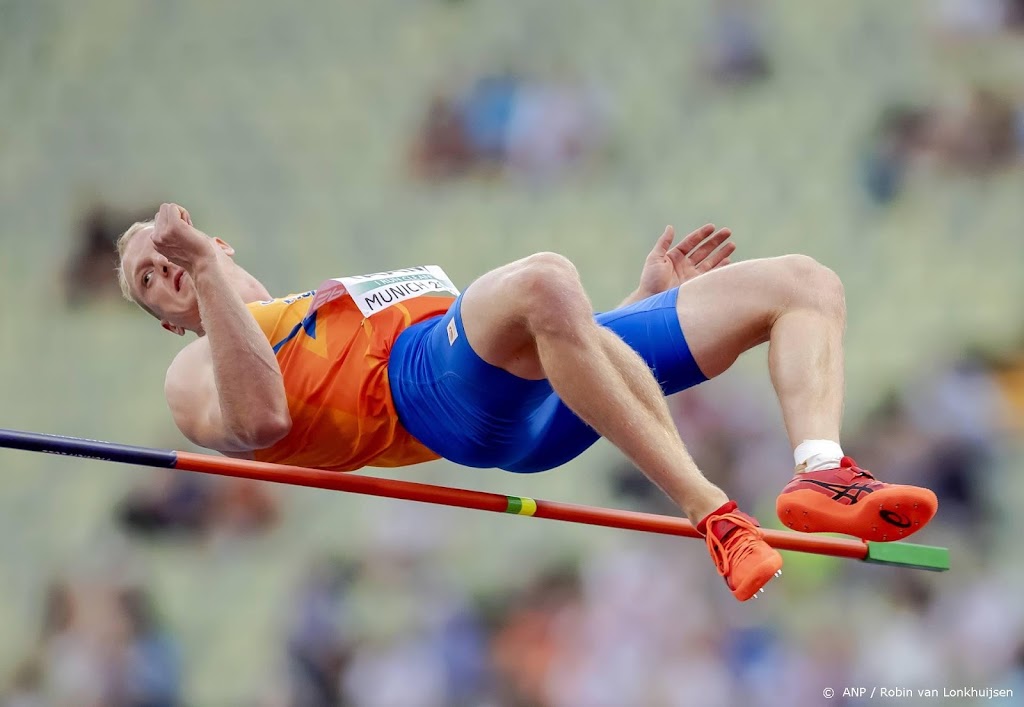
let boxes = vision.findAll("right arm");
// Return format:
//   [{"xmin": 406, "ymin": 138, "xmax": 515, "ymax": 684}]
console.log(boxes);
[{"xmin": 156, "ymin": 204, "xmax": 291, "ymax": 452}]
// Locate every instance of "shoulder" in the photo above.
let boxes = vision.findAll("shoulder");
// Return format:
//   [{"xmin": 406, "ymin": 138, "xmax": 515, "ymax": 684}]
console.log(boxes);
[{"xmin": 165, "ymin": 338, "xmax": 211, "ymax": 393}]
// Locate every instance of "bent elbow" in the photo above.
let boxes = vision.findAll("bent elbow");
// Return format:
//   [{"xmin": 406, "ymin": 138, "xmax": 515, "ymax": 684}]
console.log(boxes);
[{"xmin": 244, "ymin": 411, "xmax": 292, "ymax": 449}]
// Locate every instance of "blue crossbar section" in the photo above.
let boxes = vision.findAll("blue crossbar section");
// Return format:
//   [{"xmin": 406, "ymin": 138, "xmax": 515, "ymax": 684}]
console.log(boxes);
[{"xmin": 0, "ymin": 428, "xmax": 177, "ymax": 468}]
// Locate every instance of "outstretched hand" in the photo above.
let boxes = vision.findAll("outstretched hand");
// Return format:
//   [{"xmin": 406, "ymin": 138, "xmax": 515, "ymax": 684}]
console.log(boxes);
[{"xmin": 635, "ymin": 224, "xmax": 735, "ymax": 298}]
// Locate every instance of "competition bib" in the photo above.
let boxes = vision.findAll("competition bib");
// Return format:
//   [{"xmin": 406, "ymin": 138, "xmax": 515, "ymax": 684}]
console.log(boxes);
[{"xmin": 307, "ymin": 265, "xmax": 460, "ymax": 318}]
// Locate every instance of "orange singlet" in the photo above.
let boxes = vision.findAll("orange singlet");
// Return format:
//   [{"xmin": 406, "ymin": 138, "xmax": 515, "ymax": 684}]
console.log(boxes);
[{"xmin": 245, "ymin": 287, "xmax": 455, "ymax": 471}]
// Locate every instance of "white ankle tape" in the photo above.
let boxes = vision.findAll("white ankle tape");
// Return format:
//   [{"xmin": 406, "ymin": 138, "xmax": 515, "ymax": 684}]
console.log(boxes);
[{"xmin": 794, "ymin": 440, "xmax": 844, "ymax": 472}]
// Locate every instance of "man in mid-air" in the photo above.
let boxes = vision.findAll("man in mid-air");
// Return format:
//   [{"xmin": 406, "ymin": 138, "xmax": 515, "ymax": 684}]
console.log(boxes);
[{"xmin": 117, "ymin": 203, "xmax": 938, "ymax": 601}]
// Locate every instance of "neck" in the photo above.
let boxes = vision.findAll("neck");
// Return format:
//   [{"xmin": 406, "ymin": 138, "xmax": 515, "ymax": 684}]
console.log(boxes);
[
  {"xmin": 236, "ymin": 270, "xmax": 273, "ymax": 304},
  {"xmin": 191, "ymin": 263, "xmax": 273, "ymax": 337}
]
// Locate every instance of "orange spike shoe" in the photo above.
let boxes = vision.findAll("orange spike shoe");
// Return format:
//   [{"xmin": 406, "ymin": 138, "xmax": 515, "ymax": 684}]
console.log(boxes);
[
  {"xmin": 776, "ymin": 457, "xmax": 938, "ymax": 542},
  {"xmin": 698, "ymin": 501, "xmax": 784, "ymax": 602}
]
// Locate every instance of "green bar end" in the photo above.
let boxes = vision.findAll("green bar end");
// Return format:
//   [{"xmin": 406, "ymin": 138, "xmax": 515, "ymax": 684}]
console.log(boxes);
[{"xmin": 864, "ymin": 541, "xmax": 950, "ymax": 572}]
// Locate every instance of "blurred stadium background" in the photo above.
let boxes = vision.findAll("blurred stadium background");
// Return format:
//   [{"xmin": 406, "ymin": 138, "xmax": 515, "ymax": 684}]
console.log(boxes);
[{"xmin": 2, "ymin": 0, "xmax": 1024, "ymax": 705}]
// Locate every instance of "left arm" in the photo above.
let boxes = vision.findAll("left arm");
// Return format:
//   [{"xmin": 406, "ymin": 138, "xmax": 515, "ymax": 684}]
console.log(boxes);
[{"xmin": 619, "ymin": 224, "xmax": 736, "ymax": 307}]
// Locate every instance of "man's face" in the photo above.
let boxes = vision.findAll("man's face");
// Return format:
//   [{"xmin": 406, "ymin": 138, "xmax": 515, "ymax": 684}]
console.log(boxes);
[{"xmin": 120, "ymin": 226, "xmax": 203, "ymax": 334}]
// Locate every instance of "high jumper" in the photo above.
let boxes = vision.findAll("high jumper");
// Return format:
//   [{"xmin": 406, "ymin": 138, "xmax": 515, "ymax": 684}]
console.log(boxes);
[{"xmin": 103, "ymin": 203, "xmax": 939, "ymax": 600}]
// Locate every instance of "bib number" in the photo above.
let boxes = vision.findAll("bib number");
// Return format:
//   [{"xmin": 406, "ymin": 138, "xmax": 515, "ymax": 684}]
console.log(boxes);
[{"xmin": 308, "ymin": 266, "xmax": 459, "ymax": 318}]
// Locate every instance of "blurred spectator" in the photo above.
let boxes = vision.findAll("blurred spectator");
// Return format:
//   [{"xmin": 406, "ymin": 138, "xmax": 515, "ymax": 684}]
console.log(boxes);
[
  {"xmin": 862, "ymin": 87, "xmax": 1024, "ymax": 203},
  {"xmin": 283, "ymin": 556, "xmax": 357, "ymax": 707},
  {"xmin": 927, "ymin": 87, "xmax": 1022, "ymax": 171},
  {"xmin": 206, "ymin": 477, "xmax": 280, "ymax": 543},
  {"xmin": 4, "ymin": 576, "xmax": 182, "ymax": 707},
  {"xmin": 116, "ymin": 469, "xmax": 279, "ymax": 544},
  {"xmin": 433, "ymin": 601, "xmax": 491, "ymax": 707},
  {"xmin": 700, "ymin": 0, "xmax": 772, "ymax": 86},
  {"xmin": 341, "ymin": 551, "xmax": 491, "ymax": 707},
  {"xmin": 989, "ymin": 343, "xmax": 1024, "ymax": 433},
  {"xmin": 861, "ymin": 105, "xmax": 931, "ymax": 204},
  {"xmin": 3, "ymin": 581, "xmax": 74, "ymax": 707},
  {"xmin": 490, "ymin": 563, "xmax": 582, "ymax": 706},
  {"xmin": 504, "ymin": 76, "xmax": 607, "ymax": 180},
  {"xmin": 462, "ymin": 74, "xmax": 521, "ymax": 165},
  {"xmin": 932, "ymin": 0, "xmax": 1024, "ymax": 39},
  {"xmin": 277, "ymin": 549, "xmax": 492, "ymax": 707},
  {"xmin": 3, "ymin": 662, "xmax": 44, "ymax": 707},
  {"xmin": 410, "ymin": 95, "xmax": 477, "ymax": 179},
  {"xmin": 850, "ymin": 351, "xmax": 1008, "ymax": 530},
  {"xmin": 111, "ymin": 587, "xmax": 182, "ymax": 707},
  {"xmin": 410, "ymin": 73, "xmax": 607, "ymax": 182},
  {"xmin": 1012, "ymin": 0, "xmax": 1024, "ymax": 29},
  {"xmin": 116, "ymin": 470, "xmax": 212, "ymax": 540},
  {"xmin": 1001, "ymin": 640, "xmax": 1024, "ymax": 697},
  {"xmin": 63, "ymin": 204, "xmax": 157, "ymax": 308}
]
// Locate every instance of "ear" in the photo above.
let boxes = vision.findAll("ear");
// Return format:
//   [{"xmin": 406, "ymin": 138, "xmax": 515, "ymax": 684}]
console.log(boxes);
[
  {"xmin": 212, "ymin": 237, "xmax": 235, "ymax": 257},
  {"xmin": 161, "ymin": 321, "xmax": 186, "ymax": 337}
]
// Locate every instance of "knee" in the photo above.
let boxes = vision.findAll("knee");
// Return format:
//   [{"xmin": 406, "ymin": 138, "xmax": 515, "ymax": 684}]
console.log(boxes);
[
  {"xmin": 510, "ymin": 252, "xmax": 590, "ymax": 334},
  {"xmin": 776, "ymin": 254, "xmax": 845, "ymax": 319}
]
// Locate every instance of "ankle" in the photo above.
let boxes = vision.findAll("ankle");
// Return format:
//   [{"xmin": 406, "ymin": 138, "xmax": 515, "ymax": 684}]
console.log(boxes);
[
  {"xmin": 794, "ymin": 439, "xmax": 843, "ymax": 473},
  {"xmin": 696, "ymin": 500, "xmax": 738, "ymax": 536}
]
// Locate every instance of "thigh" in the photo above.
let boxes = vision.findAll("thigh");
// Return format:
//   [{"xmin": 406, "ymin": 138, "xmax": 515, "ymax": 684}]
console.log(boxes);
[
  {"xmin": 595, "ymin": 287, "xmax": 708, "ymax": 395},
  {"xmin": 502, "ymin": 289, "xmax": 709, "ymax": 473},
  {"xmin": 457, "ymin": 258, "xmax": 541, "ymax": 379},
  {"xmin": 672, "ymin": 258, "xmax": 790, "ymax": 379},
  {"xmin": 458, "ymin": 252, "xmax": 590, "ymax": 380},
  {"xmin": 388, "ymin": 295, "xmax": 552, "ymax": 468}
]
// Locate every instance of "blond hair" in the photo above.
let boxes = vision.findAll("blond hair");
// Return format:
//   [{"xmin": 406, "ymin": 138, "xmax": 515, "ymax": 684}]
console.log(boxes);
[{"xmin": 115, "ymin": 220, "xmax": 158, "ymax": 317}]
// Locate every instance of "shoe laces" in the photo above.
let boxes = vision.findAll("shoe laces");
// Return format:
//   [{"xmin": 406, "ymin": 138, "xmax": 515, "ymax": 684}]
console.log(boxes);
[{"xmin": 704, "ymin": 512, "xmax": 764, "ymax": 579}]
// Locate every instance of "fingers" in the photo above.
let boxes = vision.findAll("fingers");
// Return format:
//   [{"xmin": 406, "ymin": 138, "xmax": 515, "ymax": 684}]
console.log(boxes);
[
  {"xmin": 687, "ymin": 227, "xmax": 732, "ymax": 264},
  {"xmin": 156, "ymin": 202, "xmax": 189, "ymax": 226},
  {"xmin": 701, "ymin": 241, "xmax": 737, "ymax": 271},
  {"xmin": 154, "ymin": 205, "xmax": 170, "ymax": 235},
  {"xmin": 653, "ymin": 225, "xmax": 675, "ymax": 254},
  {"xmin": 152, "ymin": 204, "xmax": 185, "ymax": 256},
  {"xmin": 673, "ymin": 224, "xmax": 716, "ymax": 255}
]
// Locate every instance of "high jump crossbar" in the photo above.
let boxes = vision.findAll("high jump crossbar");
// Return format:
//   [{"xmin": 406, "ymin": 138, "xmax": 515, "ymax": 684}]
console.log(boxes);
[{"xmin": 0, "ymin": 428, "xmax": 949, "ymax": 571}]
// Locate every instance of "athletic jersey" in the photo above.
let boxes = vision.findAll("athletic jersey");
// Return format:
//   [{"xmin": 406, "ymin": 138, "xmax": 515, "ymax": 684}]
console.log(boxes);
[{"xmin": 246, "ymin": 283, "xmax": 456, "ymax": 471}]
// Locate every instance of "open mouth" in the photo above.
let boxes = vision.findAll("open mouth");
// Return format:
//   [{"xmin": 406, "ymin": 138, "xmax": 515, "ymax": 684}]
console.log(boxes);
[{"xmin": 174, "ymin": 271, "xmax": 184, "ymax": 292}]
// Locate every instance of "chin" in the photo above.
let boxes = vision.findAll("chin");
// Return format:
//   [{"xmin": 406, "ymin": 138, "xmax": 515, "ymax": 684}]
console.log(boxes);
[{"xmin": 173, "ymin": 308, "xmax": 201, "ymax": 330}]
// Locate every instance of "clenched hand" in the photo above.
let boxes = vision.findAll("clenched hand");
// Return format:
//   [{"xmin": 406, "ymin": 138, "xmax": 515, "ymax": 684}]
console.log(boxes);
[{"xmin": 151, "ymin": 203, "xmax": 217, "ymax": 274}]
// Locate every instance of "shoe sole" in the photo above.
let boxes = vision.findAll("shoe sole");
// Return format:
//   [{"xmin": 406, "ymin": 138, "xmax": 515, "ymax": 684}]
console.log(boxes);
[
  {"xmin": 776, "ymin": 486, "xmax": 938, "ymax": 542},
  {"xmin": 732, "ymin": 553, "xmax": 784, "ymax": 602}
]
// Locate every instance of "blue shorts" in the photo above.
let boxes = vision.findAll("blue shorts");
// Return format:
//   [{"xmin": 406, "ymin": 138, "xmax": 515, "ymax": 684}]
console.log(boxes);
[{"xmin": 388, "ymin": 287, "xmax": 707, "ymax": 473}]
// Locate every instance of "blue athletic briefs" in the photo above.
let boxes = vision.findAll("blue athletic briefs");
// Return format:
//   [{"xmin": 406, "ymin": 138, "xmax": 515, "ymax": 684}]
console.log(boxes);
[{"xmin": 388, "ymin": 286, "xmax": 707, "ymax": 473}]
